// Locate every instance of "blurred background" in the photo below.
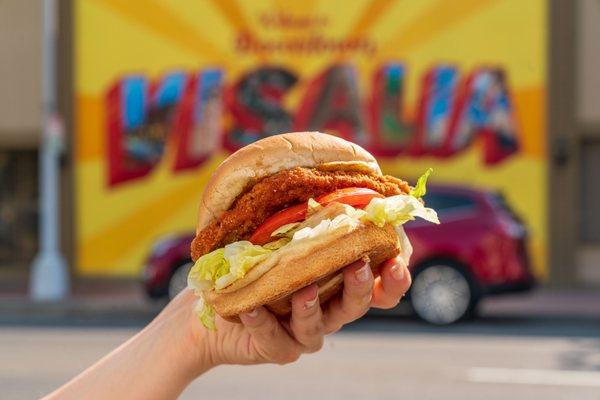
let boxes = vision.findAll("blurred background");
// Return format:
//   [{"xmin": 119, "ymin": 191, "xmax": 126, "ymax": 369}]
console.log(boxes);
[{"xmin": 0, "ymin": 0, "xmax": 599, "ymax": 399}]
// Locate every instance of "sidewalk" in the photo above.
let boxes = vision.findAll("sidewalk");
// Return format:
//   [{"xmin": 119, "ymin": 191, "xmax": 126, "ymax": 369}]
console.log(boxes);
[
  {"xmin": 1, "ymin": 280, "xmax": 599, "ymax": 323},
  {"xmin": 0, "ymin": 280, "xmax": 160, "ymax": 326},
  {"xmin": 480, "ymin": 288, "xmax": 600, "ymax": 319}
]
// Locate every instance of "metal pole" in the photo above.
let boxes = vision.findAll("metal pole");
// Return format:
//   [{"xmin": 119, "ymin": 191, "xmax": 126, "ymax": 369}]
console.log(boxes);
[{"xmin": 29, "ymin": 0, "xmax": 69, "ymax": 300}]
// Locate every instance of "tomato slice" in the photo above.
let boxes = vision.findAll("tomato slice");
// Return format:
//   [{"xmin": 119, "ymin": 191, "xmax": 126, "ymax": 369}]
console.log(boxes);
[
  {"xmin": 249, "ymin": 187, "xmax": 384, "ymax": 245},
  {"xmin": 248, "ymin": 203, "xmax": 308, "ymax": 245},
  {"xmin": 317, "ymin": 187, "xmax": 383, "ymax": 208}
]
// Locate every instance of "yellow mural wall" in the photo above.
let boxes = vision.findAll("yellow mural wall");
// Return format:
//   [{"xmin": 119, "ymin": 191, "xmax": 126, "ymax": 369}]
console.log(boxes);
[{"xmin": 75, "ymin": 0, "xmax": 547, "ymax": 277}]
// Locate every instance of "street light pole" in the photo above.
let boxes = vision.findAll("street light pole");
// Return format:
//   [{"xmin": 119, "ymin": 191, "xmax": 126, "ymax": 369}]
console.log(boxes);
[{"xmin": 29, "ymin": 0, "xmax": 69, "ymax": 300}]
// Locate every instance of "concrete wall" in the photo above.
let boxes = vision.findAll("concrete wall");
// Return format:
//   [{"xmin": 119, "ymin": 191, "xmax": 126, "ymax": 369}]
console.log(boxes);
[
  {"xmin": 575, "ymin": 0, "xmax": 600, "ymax": 284},
  {"xmin": 0, "ymin": 0, "xmax": 42, "ymax": 148},
  {"xmin": 577, "ymin": 0, "xmax": 600, "ymax": 126},
  {"xmin": 550, "ymin": 0, "xmax": 600, "ymax": 287}
]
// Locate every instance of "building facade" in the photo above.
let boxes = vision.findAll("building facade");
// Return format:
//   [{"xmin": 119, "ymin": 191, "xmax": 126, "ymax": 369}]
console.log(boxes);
[{"xmin": 0, "ymin": 0, "xmax": 598, "ymax": 288}]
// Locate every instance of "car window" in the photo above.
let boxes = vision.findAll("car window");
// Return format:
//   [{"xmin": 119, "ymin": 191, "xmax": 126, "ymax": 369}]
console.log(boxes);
[{"xmin": 422, "ymin": 192, "xmax": 476, "ymax": 213}]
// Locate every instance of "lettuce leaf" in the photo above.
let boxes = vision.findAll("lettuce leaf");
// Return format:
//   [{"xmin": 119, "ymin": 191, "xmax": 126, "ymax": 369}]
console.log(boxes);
[
  {"xmin": 263, "ymin": 237, "xmax": 291, "ymax": 250},
  {"xmin": 292, "ymin": 213, "xmax": 360, "ymax": 242},
  {"xmin": 224, "ymin": 241, "xmax": 272, "ymax": 279},
  {"xmin": 210, "ymin": 241, "xmax": 273, "ymax": 290},
  {"xmin": 194, "ymin": 297, "xmax": 216, "ymax": 331},
  {"xmin": 214, "ymin": 273, "xmax": 237, "ymax": 290},
  {"xmin": 409, "ymin": 168, "xmax": 432, "ymax": 198},
  {"xmin": 188, "ymin": 241, "xmax": 273, "ymax": 291},
  {"xmin": 306, "ymin": 198, "xmax": 322, "ymax": 217},
  {"xmin": 270, "ymin": 222, "xmax": 301, "ymax": 238},
  {"xmin": 364, "ymin": 194, "xmax": 440, "ymax": 227},
  {"xmin": 395, "ymin": 226, "xmax": 413, "ymax": 266},
  {"xmin": 187, "ymin": 248, "xmax": 228, "ymax": 293}
]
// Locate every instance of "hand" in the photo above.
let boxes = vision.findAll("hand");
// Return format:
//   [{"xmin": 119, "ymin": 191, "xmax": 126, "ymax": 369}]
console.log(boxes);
[{"xmin": 182, "ymin": 255, "xmax": 411, "ymax": 372}]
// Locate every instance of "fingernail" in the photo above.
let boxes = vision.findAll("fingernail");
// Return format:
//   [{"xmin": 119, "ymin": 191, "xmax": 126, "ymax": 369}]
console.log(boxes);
[
  {"xmin": 244, "ymin": 309, "xmax": 259, "ymax": 318},
  {"xmin": 304, "ymin": 295, "xmax": 318, "ymax": 309},
  {"xmin": 355, "ymin": 262, "xmax": 370, "ymax": 282},
  {"xmin": 390, "ymin": 264, "xmax": 405, "ymax": 280}
]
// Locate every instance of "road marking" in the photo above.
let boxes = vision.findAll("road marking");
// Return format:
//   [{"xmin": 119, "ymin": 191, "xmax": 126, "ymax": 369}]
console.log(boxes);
[{"xmin": 466, "ymin": 367, "xmax": 600, "ymax": 387}]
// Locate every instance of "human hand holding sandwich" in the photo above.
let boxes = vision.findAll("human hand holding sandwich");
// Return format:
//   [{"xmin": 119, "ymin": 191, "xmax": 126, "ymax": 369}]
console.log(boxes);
[
  {"xmin": 195, "ymin": 255, "xmax": 411, "ymax": 367},
  {"xmin": 45, "ymin": 132, "xmax": 437, "ymax": 399},
  {"xmin": 44, "ymin": 256, "xmax": 410, "ymax": 400}
]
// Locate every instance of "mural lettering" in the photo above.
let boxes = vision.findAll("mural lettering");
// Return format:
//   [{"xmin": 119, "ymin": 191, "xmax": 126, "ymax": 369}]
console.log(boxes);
[
  {"xmin": 106, "ymin": 69, "xmax": 222, "ymax": 186},
  {"xmin": 106, "ymin": 64, "xmax": 517, "ymax": 187}
]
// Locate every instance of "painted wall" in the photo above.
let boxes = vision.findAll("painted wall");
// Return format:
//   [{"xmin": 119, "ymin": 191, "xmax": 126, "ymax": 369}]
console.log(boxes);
[{"xmin": 74, "ymin": 0, "xmax": 547, "ymax": 277}]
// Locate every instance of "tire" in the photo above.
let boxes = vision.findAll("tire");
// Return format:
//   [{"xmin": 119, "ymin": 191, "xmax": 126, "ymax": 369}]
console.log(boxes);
[
  {"xmin": 409, "ymin": 261, "xmax": 478, "ymax": 325},
  {"xmin": 168, "ymin": 261, "xmax": 193, "ymax": 300}
]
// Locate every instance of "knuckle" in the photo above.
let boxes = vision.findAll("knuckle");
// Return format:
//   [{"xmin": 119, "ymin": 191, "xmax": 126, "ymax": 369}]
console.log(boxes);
[
  {"xmin": 277, "ymin": 349, "xmax": 301, "ymax": 365},
  {"xmin": 346, "ymin": 273, "xmax": 373, "ymax": 290},
  {"xmin": 305, "ymin": 338, "xmax": 324, "ymax": 353},
  {"xmin": 346, "ymin": 293, "xmax": 372, "ymax": 315},
  {"xmin": 248, "ymin": 351, "xmax": 264, "ymax": 364},
  {"xmin": 340, "ymin": 303, "xmax": 368, "ymax": 322},
  {"xmin": 302, "ymin": 320, "xmax": 324, "ymax": 337},
  {"xmin": 326, "ymin": 324, "xmax": 343, "ymax": 334}
]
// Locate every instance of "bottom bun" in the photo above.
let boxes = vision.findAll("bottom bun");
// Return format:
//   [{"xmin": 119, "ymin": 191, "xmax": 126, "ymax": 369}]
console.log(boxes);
[{"xmin": 203, "ymin": 222, "xmax": 401, "ymax": 321}]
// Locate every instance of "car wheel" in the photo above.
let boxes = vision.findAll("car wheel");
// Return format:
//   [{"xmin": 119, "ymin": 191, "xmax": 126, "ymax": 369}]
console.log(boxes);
[
  {"xmin": 168, "ymin": 261, "xmax": 193, "ymax": 300},
  {"xmin": 410, "ymin": 262, "xmax": 477, "ymax": 325}
]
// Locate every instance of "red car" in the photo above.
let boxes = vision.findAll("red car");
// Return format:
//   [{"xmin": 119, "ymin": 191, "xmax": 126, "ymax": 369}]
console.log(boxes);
[{"xmin": 141, "ymin": 185, "xmax": 534, "ymax": 324}]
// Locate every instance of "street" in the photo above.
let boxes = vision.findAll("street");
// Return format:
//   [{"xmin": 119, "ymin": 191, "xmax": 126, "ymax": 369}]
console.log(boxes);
[{"xmin": 2, "ymin": 315, "xmax": 599, "ymax": 400}]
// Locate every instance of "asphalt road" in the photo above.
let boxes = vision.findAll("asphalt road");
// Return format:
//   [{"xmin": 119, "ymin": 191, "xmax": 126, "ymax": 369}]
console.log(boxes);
[{"xmin": 2, "ymin": 316, "xmax": 599, "ymax": 400}]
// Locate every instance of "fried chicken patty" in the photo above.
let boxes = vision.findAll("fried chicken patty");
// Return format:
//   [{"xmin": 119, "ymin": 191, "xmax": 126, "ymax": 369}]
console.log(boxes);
[{"xmin": 191, "ymin": 167, "xmax": 410, "ymax": 260}]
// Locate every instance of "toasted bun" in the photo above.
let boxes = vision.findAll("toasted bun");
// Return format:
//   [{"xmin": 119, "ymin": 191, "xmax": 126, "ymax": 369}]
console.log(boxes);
[
  {"xmin": 203, "ymin": 222, "xmax": 400, "ymax": 320},
  {"xmin": 197, "ymin": 132, "xmax": 381, "ymax": 232}
]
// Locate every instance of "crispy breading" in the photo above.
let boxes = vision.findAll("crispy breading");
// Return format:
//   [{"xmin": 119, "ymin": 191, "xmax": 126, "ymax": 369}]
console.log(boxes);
[{"xmin": 191, "ymin": 167, "xmax": 409, "ymax": 260}]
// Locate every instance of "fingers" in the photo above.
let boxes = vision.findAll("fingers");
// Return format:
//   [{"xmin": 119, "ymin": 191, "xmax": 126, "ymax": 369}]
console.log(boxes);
[
  {"xmin": 323, "ymin": 259, "xmax": 374, "ymax": 334},
  {"xmin": 371, "ymin": 256, "xmax": 412, "ymax": 309},
  {"xmin": 289, "ymin": 284, "xmax": 324, "ymax": 353},
  {"xmin": 237, "ymin": 256, "xmax": 410, "ymax": 365},
  {"xmin": 239, "ymin": 307, "xmax": 302, "ymax": 364}
]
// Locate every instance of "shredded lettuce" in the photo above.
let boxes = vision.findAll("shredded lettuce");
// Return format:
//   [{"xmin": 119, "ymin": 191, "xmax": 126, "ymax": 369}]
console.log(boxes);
[
  {"xmin": 224, "ymin": 241, "xmax": 272, "ymax": 278},
  {"xmin": 341, "ymin": 203, "xmax": 368, "ymax": 220},
  {"xmin": 410, "ymin": 168, "xmax": 432, "ymax": 198},
  {"xmin": 306, "ymin": 198, "xmax": 322, "ymax": 216},
  {"xmin": 271, "ymin": 222, "xmax": 301, "ymax": 238},
  {"xmin": 395, "ymin": 226, "xmax": 413, "ymax": 266},
  {"xmin": 263, "ymin": 237, "xmax": 291, "ymax": 250},
  {"xmin": 212, "ymin": 241, "xmax": 273, "ymax": 290},
  {"xmin": 188, "ymin": 242, "xmax": 273, "ymax": 330},
  {"xmin": 188, "ymin": 241, "xmax": 272, "ymax": 292},
  {"xmin": 187, "ymin": 248, "xmax": 228, "ymax": 293},
  {"xmin": 214, "ymin": 273, "xmax": 237, "ymax": 290},
  {"xmin": 289, "ymin": 195, "xmax": 438, "ymax": 244},
  {"xmin": 364, "ymin": 194, "xmax": 439, "ymax": 227},
  {"xmin": 292, "ymin": 213, "xmax": 360, "ymax": 242},
  {"xmin": 194, "ymin": 297, "xmax": 216, "ymax": 331}
]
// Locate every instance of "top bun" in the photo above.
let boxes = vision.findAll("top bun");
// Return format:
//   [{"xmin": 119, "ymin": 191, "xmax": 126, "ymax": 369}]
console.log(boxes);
[{"xmin": 197, "ymin": 132, "xmax": 380, "ymax": 231}]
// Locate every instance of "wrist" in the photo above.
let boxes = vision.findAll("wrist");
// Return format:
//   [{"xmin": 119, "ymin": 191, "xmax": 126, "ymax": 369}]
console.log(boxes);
[{"xmin": 157, "ymin": 289, "xmax": 218, "ymax": 379}]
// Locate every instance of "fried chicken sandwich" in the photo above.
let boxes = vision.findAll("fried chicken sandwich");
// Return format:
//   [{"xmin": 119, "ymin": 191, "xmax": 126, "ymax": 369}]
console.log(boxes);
[{"xmin": 188, "ymin": 132, "xmax": 439, "ymax": 329}]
